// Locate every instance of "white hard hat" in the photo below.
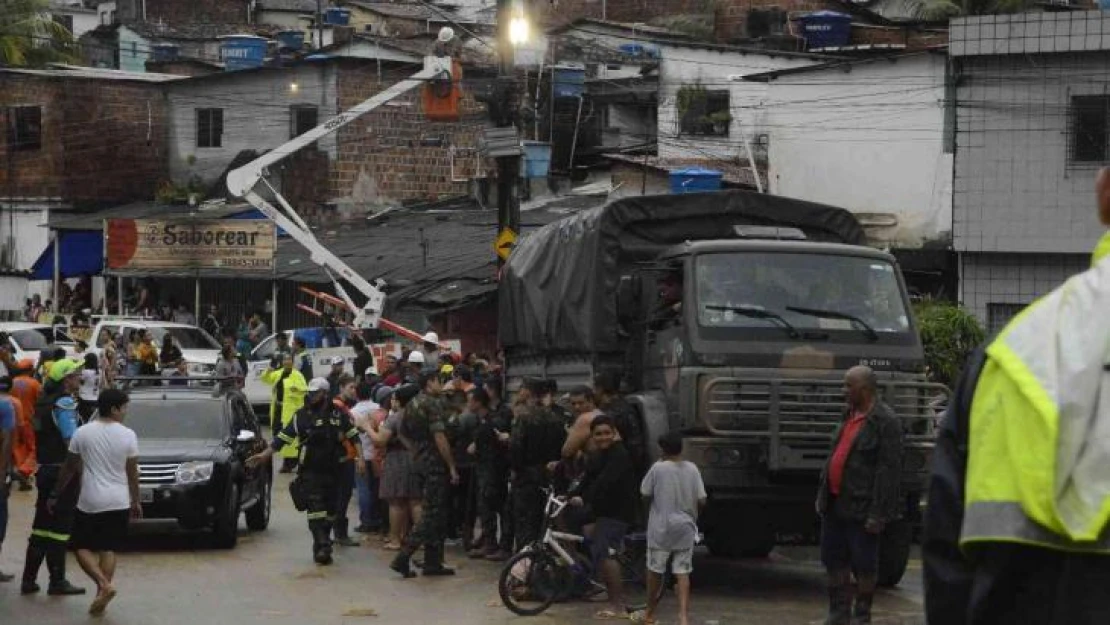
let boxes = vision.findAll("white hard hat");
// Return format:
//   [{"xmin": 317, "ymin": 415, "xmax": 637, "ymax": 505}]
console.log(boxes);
[
  {"xmin": 407, "ymin": 351, "xmax": 426, "ymax": 364},
  {"xmin": 422, "ymin": 331, "xmax": 439, "ymax": 344},
  {"xmin": 330, "ymin": 355, "xmax": 346, "ymax": 366},
  {"xmin": 365, "ymin": 365, "xmax": 378, "ymax": 376},
  {"xmin": 308, "ymin": 377, "xmax": 330, "ymax": 393}
]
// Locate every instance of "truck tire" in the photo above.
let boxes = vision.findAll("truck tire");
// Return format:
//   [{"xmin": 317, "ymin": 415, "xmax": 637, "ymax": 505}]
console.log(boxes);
[
  {"xmin": 213, "ymin": 483, "xmax": 241, "ymax": 549},
  {"xmin": 877, "ymin": 519, "xmax": 912, "ymax": 587},
  {"xmin": 705, "ymin": 532, "xmax": 774, "ymax": 558}
]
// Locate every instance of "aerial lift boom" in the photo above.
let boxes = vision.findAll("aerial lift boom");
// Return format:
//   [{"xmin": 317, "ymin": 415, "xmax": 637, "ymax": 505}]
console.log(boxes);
[{"xmin": 226, "ymin": 51, "xmax": 456, "ymax": 338}]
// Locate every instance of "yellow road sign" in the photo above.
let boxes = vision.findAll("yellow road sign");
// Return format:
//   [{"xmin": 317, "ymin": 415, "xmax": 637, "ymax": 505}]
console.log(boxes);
[{"xmin": 495, "ymin": 228, "xmax": 517, "ymax": 260}]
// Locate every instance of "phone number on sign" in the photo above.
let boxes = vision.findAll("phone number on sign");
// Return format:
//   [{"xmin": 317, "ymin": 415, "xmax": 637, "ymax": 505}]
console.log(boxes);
[{"xmin": 218, "ymin": 258, "xmax": 273, "ymax": 269}]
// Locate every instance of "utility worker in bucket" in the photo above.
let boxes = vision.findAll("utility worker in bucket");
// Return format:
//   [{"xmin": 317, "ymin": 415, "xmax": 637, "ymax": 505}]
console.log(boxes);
[
  {"xmin": 923, "ymin": 167, "xmax": 1110, "ymax": 624},
  {"xmin": 247, "ymin": 377, "xmax": 362, "ymax": 565},
  {"xmin": 261, "ymin": 353, "xmax": 307, "ymax": 474}
]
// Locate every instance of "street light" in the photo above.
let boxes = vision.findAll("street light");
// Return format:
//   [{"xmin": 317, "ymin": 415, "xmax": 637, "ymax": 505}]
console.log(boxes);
[{"xmin": 508, "ymin": 13, "xmax": 529, "ymax": 46}]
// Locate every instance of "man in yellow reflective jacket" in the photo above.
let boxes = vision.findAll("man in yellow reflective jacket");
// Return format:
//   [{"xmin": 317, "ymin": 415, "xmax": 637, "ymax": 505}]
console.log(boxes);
[
  {"xmin": 261, "ymin": 353, "xmax": 307, "ymax": 473},
  {"xmin": 923, "ymin": 168, "xmax": 1110, "ymax": 625}
]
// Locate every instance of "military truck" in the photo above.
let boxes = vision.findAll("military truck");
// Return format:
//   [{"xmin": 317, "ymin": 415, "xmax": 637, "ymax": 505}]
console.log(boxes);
[{"xmin": 498, "ymin": 190, "xmax": 943, "ymax": 586}]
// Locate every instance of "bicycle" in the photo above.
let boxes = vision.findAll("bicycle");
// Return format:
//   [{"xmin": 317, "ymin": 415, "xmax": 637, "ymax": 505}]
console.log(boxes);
[{"xmin": 498, "ymin": 488, "xmax": 673, "ymax": 617}]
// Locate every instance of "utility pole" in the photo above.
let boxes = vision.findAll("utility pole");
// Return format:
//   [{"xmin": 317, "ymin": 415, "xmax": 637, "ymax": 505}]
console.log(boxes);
[
  {"xmin": 315, "ymin": 0, "xmax": 324, "ymax": 50},
  {"xmin": 494, "ymin": 0, "xmax": 521, "ymax": 267}
]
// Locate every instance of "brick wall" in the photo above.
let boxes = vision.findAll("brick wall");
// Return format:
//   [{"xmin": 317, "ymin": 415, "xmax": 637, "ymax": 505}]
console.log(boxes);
[
  {"xmin": 117, "ymin": 0, "xmax": 250, "ymax": 23},
  {"xmin": 0, "ymin": 74, "xmax": 168, "ymax": 207},
  {"xmin": 331, "ymin": 62, "xmax": 489, "ymax": 204}
]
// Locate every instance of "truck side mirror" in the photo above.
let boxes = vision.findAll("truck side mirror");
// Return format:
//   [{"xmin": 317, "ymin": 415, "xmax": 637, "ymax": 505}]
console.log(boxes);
[{"xmin": 616, "ymin": 275, "xmax": 642, "ymax": 329}]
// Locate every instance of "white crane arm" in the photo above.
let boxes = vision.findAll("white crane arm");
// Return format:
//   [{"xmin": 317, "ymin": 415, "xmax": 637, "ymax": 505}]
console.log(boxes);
[{"xmin": 225, "ymin": 55, "xmax": 455, "ymax": 329}]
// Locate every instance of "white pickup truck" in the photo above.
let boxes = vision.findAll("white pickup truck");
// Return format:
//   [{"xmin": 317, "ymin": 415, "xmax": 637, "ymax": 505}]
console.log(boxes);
[
  {"xmin": 242, "ymin": 327, "xmax": 460, "ymax": 408},
  {"xmin": 0, "ymin": 322, "xmax": 76, "ymax": 365},
  {"xmin": 89, "ymin": 319, "xmax": 222, "ymax": 376}
]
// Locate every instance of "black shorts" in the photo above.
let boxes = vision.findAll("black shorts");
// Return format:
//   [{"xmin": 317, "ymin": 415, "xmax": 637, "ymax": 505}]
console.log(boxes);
[
  {"xmin": 72, "ymin": 509, "xmax": 130, "ymax": 552},
  {"xmin": 820, "ymin": 511, "xmax": 879, "ymax": 574},
  {"xmin": 589, "ymin": 518, "xmax": 629, "ymax": 572}
]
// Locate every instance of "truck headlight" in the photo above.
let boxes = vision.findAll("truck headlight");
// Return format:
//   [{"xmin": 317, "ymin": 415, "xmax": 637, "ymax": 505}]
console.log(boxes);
[{"xmin": 175, "ymin": 461, "xmax": 214, "ymax": 485}]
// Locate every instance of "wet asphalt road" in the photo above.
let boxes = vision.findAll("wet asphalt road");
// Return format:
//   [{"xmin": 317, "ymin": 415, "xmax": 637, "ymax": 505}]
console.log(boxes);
[{"xmin": 0, "ymin": 471, "xmax": 924, "ymax": 625}]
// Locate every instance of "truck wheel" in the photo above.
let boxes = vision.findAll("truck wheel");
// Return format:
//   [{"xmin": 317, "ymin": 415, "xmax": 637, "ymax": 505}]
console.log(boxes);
[
  {"xmin": 739, "ymin": 538, "xmax": 776, "ymax": 558},
  {"xmin": 705, "ymin": 532, "xmax": 741, "ymax": 558},
  {"xmin": 245, "ymin": 473, "xmax": 271, "ymax": 531},
  {"xmin": 877, "ymin": 519, "xmax": 912, "ymax": 587},
  {"xmin": 213, "ymin": 483, "xmax": 241, "ymax": 549}
]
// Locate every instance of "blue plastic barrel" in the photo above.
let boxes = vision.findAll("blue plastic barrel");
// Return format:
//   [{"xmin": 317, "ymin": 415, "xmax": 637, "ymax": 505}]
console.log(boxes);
[
  {"xmin": 521, "ymin": 141, "xmax": 552, "ymax": 178},
  {"xmin": 276, "ymin": 30, "xmax": 305, "ymax": 51},
  {"xmin": 221, "ymin": 35, "xmax": 268, "ymax": 71},
  {"xmin": 553, "ymin": 66, "xmax": 585, "ymax": 98},
  {"xmin": 151, "ymin": 43, "xmax": 179, "ymax": 62},
  {"xmin": 324, "ymin": 7, "xmax": 351, "ymax": 25},
  {"xmin": 669, "ymin": 168, "xmax": 723, "ymax": 194},
  {"xmin": 796, "ymin": 11, "xmax": 852, "ymax": 49}
]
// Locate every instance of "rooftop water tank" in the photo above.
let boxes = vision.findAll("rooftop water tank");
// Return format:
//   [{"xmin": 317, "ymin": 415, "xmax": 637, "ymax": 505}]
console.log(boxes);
[{"xmin": 220, "ymin": 35, "xmax": 268, "ymax": 71}]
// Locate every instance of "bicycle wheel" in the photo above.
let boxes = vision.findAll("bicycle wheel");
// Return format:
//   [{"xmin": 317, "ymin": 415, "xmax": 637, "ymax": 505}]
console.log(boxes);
[{"xmin": 498, "ymin": 549, "xmax": 569, "ymax": 617}]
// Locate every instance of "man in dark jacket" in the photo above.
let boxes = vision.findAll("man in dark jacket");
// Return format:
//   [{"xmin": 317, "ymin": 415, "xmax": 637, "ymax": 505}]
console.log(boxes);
[
  {"xmin": 569, "ymin": 415, "xmax": 637, "ymax": 620},
  {"xmin": 816, "ymin": 365, "xmax": 902, "ymax": 625}
]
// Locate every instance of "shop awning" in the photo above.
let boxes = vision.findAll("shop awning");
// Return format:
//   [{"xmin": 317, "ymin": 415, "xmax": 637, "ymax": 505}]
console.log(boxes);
[{"xmin": 30, "ymin": 230, "xmax": 104, "ymax": 280}]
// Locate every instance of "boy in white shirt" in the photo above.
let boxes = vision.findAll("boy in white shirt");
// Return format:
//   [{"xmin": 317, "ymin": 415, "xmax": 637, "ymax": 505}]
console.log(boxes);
[
  {"xmin": 639, "ymin": 432, "xmax": 706, "ymax": 625},
  {"xmin": 51, "ymin": 388, "xmax": 141, "ymax": 616}
]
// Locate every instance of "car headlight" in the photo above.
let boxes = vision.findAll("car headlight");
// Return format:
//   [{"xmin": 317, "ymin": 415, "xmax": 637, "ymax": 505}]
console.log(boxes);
[{"xmin": 175, "ymin": 461, "xmax": 215, "ymax": 485}]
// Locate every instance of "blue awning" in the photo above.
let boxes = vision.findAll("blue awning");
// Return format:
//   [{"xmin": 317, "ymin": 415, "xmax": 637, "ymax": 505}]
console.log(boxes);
[{"xmin": 30, "ymin": 231, "xmax": 104, "ymax": 281}]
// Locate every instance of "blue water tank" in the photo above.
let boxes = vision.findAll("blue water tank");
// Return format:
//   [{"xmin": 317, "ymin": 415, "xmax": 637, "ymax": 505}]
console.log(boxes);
[
  {"xmin": 221, "ymin": 35, "xmax": 268, "ymax": 71},
  {"xmin": 276, "ymin": 30, "xmax": 305, "ymax": 51},
  {"xmin": 669, "ymin": 168, "xmax": 723, "ymax": 194},
  {"xmin": 796, "ymin": 11, "xmax": 852, "ymax": 50},
  {"xmin": 553, "ymin": 66, "xmax": 585, "ymax": 99},
  {"xmin": 151, "ymin": 43, "xmax": 179, "ymax": 62},
  {"xmin": 324, "ymin": 7, "xmax": 351, "ymax": 25},
  {"xmin": 521, "ymin": 141, "xmax": 552, "ymax": 178}
]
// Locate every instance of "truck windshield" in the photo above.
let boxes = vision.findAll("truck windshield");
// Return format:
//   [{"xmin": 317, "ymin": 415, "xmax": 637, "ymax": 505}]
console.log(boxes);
[
  {"xmin": 148, "ymin": 327, "xmax": 220, "ymax": 350},
  {"xmin": 695, "ymin": 252, "xmax": 911, "ymax": 337}
]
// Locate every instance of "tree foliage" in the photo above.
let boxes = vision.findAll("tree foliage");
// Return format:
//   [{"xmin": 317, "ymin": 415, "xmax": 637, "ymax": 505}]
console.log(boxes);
[
  {"xmin": 0, "ymin": 0, "xmax": 77, "ymax": 67},
  {"xmin": 913, "ymin": 299, "xmax": 986, "ymax": 388}
]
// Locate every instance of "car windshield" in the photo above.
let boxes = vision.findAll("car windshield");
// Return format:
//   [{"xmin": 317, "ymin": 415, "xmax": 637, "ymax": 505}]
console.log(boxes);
[
  {"xmin": 694, "ymin": 252, "xmax": 911, "ymax": 335},
  {"xmin": 147, "ymin": 327, "xmax": 220, "ymax": 350},
  {"xmin": 125, "ymin": 399, "xmax": 227, "ymax": 440},
  {"xmin": 11, "ymin": 327, "xmax": 72, "ymax": 351}
]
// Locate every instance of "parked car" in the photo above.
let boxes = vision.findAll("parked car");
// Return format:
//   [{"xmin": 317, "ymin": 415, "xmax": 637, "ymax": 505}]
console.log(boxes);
[
  {"xmin": 90, "ymin": 318, "xmax": 221, "ymax": 375},
  {"xmin": 126, "ymin": 385, "xmax": 271, "ymax": 548},
  {"xmin": 0, "ymin": 322, "xmax": 76, "ymax": 364}
]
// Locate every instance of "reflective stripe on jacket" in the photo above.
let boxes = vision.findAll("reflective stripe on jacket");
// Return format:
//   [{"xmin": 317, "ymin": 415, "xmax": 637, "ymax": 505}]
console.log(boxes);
[{"xmin": 962, "ymin": 256, "xmax": 1110, "ymax": 551}]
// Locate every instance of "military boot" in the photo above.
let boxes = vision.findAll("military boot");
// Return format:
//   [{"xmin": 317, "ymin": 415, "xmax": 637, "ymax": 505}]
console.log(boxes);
[
  {"xmin": 852, "ymin": 591, "xmax": 874, "ymax": 624},
  {"xmin": 46, "ymin": 548, "xmax": 85, "ymax": 596}
]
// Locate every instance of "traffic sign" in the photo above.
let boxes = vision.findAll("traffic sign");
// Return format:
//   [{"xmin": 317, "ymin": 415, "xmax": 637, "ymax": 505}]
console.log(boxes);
[{"xmin": 495, "ymin": 228, "xmax": 517, "ymax": 260}]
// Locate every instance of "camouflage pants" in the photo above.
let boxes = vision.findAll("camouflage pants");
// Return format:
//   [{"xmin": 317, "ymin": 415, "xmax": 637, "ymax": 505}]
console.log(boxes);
[
  {"xmin": 402, "ymin": 467, "xmax": 451, "ymax": 568},
  {"xmin": 476, "ymin": 468, "xmax": 511, "ymax": 551},
  {"xmin": 512, "ymin": 479, "xmax": 544, "ymax": 551}
]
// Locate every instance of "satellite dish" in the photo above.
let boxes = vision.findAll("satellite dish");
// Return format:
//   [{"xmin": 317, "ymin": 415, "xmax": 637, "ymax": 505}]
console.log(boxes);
[{"xmin": 438, "ymin": 27, "xmax": 455, "ymax": 43}]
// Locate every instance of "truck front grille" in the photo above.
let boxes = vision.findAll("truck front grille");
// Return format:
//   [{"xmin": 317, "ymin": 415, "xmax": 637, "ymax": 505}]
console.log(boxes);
[{"xmin": 138, "ymin": 463, "xmax": 179, "ymax": 486}]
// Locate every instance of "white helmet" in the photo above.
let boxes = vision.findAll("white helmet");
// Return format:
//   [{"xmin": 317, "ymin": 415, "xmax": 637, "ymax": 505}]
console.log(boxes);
[
  {"xmin": 307, "ymin": 377, "xmax": 330, "ymax": 393},
  {"xmin": 422, "ymin": 331, "xmax": 439, "ymax": 345},
  {"xmin": 407, "ymin": 351, "xmax": 426, "ymax": 364}
]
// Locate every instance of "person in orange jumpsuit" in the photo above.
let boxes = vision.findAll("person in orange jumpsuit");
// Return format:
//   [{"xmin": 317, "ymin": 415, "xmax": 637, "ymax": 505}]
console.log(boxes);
[{"xmin": 10, "ymin": 359, "xmax": 41, "ymax": 490}]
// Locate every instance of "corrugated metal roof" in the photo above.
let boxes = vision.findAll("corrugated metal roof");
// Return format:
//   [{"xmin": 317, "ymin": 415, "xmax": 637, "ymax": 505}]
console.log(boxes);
[
  {"xmin": 47, "ymin": 201, "xmax": 259, "ymax": 230},
  {"xmin": 346, "ymin": 1, "xmax": 438, "ymax": 20},
  {"xmin": 603, "ymin": 154, "xmax": 768, "ymax": 190},
  {"xmin": 122, "ymin": 21, "xmax": 283, "ymax": 41},
  {"xmin": 257, "ymin": 0, "xmax": 321, "ymax": 12},
  {"xmin": 0, "ymin": 65, "xmax": 185, "ymax": 83}
]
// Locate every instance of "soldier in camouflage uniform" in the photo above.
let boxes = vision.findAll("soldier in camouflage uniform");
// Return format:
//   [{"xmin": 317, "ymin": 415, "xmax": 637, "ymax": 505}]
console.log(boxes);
[
  {"xmin": 510, "ymin": 378, "xmax": 567, "ymax": 550},
  {"xmin": 466, "ymin": 387, "xmax": 513, "ymax": 561},
  {"xmin": 390, "ymin": 371, "xmax": 459, "ymax": 578}
]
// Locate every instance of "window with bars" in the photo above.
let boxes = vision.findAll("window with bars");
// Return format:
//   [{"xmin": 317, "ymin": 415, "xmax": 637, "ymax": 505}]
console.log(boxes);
[
  {"xmin": 986, "ymin": 302, "xmax": 1027, "ymax": 335},
  {"xmin": 196, "ymin": 108, "xmax": 223, "ymax": 148},
  {"xmin": 1070, "ymin": 95, "xmax": 1110, "ymax": 165},
  {"xmin": 290, "ymin": 105, "xmax": 318, "ymax": 139},
  {"xmin": 6, "ymin": 106, "xmax": 42, "ymax": 151}
]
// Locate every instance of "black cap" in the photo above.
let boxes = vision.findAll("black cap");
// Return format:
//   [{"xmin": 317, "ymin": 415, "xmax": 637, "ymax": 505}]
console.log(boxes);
[{"xmin": 395, "ymin": 383, "xmax": 420, "ymax": 403}]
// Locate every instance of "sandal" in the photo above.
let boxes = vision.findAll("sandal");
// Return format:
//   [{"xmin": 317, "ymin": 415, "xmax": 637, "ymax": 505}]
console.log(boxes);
[
  {"xmin": 383, "ymin": 542, "xmax": 402, "ymax": 551},
  {"xmin": 628, "ymin": 610, "xmax": 655, "ymax": 624},
  {"xmin": 594, "ymin": 609, "xmax": 629, "ymax": 620}
]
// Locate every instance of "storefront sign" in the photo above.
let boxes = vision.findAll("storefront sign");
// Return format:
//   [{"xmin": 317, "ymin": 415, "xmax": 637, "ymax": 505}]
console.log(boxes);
[{"xmin": 106, "ymin": 219, "xmax": 276, "ymax": 272}]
